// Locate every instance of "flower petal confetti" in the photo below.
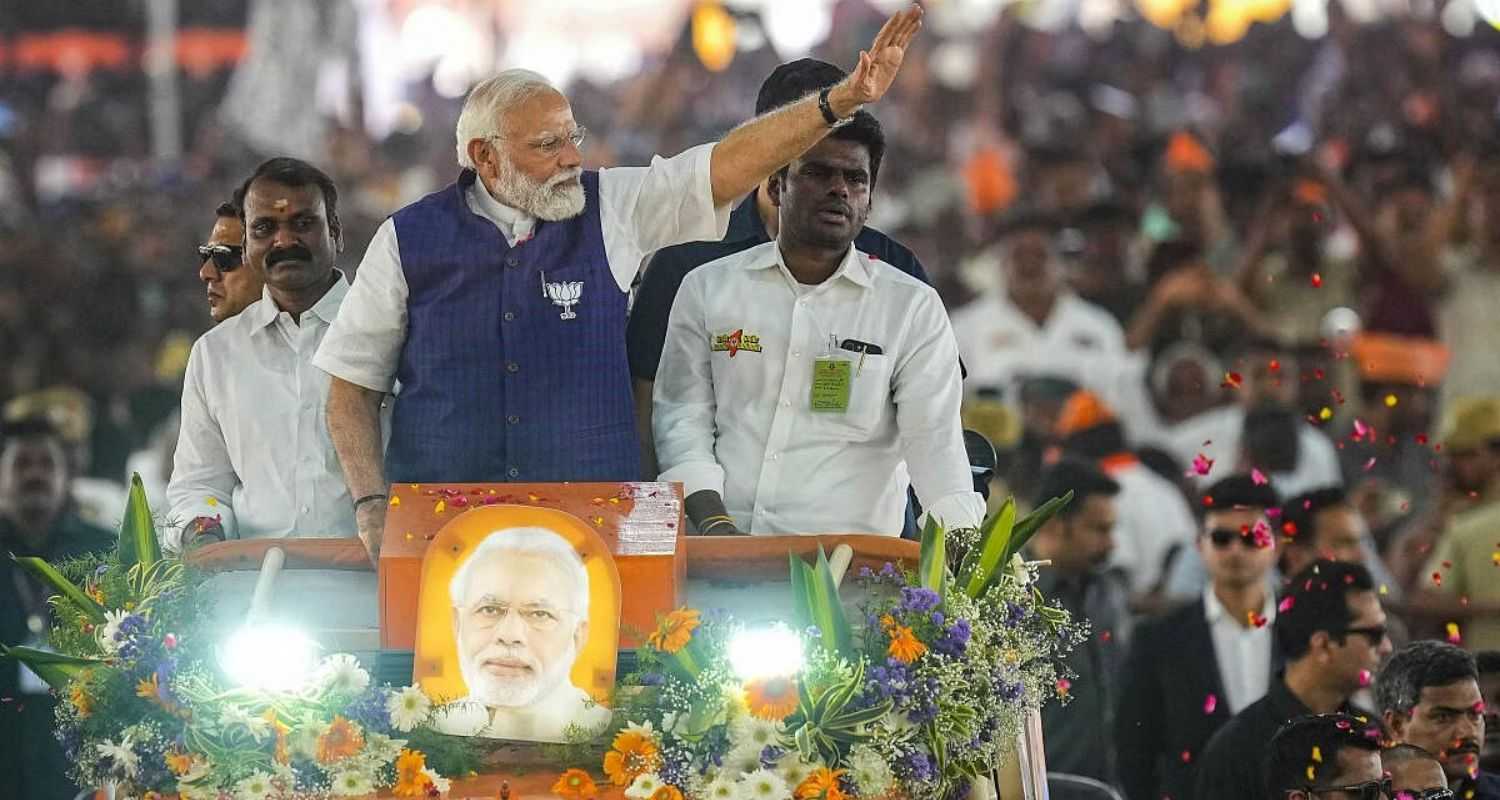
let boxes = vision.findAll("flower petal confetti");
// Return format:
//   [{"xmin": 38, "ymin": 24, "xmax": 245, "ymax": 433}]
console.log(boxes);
[{"xmin": 1190, "ymin": 453, "xmax": 1215, "ymax": 477}]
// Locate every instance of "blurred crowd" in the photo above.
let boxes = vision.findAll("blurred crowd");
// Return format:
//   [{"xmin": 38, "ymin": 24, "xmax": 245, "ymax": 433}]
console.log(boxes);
[{"xmin": 5, "ymin": 0, "xmax": 1500, "ymax": 795}]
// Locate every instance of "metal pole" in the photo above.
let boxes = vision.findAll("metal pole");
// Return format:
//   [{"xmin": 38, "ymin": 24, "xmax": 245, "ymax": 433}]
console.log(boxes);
[{"xmin": 144, "ymin": 0, "xmax": 182, "ymax": 161}]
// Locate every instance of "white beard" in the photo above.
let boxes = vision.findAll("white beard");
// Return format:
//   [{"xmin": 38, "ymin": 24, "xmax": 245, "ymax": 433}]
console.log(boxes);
[
  {"xmin": 496, "ymin": 157, "xmax": 585, "ymax": 222},
  {"xmin": 459, "ymin": 637, "xmax": 577, "ymax": 708}
]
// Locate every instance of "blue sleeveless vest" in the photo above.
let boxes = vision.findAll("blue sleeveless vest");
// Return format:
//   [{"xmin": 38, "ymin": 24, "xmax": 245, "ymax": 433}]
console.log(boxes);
[{"xmin": 385, "ymin": 170, "xmax": 639, "ymax": 483}]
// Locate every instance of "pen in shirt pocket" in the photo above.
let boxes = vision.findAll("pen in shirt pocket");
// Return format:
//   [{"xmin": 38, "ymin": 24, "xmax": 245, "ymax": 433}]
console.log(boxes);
[{"xmin": 839, "ymin": 338, "xmax": 883, "ymax": 375}]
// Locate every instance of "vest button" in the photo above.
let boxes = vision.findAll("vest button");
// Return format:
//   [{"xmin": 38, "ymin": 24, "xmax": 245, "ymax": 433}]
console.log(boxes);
[
  {"xmin": 507, "ymin": 467, "xmax": 520, "ymax": 478},
  {"xmin": 507, "ymin": 415, "xmax": 520, "ymax": 424},
  {"xmin": 505, "ymin": 255, "xmax": 519, "ymax": 268},
  {"xmin": 503, "ymin": 311, "xmax": 515, "ymax": 322},
  {"xmin": 505, "ymin": 362, "xmax": 519, "ymax": 373}
]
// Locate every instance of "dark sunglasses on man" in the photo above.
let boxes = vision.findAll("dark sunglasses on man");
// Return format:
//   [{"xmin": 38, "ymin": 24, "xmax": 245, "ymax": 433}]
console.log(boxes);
[
  {"xmin": 1393, "ymin": 789, "xmax": 1454, "ymax": 800},
  {"xmin": 1289, "ymin": 778, "xmax": 1392, "ymax": 800},
  {"xmin": 1207, "ymin": 527, "xmax": 1272, "ymax": 550},
  {"xmin": 197, "ymin": 243, "xmax": 244, "ymax": 272}
]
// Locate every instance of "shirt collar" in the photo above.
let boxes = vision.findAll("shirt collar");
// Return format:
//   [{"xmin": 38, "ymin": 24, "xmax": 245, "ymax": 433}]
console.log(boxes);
[
  {"xmin": 750, "ymin": 241, "xmax": 873, "ymax": 289},
  {"xmin": 462, "ymin": 169, "xmax": 536, "ymax": 244},
  {"xmin": 247, "ymin": 269, "xmax": 349, "ymax": 330},
  {"xmin": 1203, "ymin": 588, "xmax": 1276, "ymax": 628}
]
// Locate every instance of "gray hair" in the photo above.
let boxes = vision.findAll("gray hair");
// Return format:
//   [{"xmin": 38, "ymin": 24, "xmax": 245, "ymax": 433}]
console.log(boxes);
[
  {"xmin": 454, "ymin": 69, "xmax": 557, "ymax": 170},
  {"xmin": 449, "ymin": 527, "xmax": 590, "ymax": 616}
]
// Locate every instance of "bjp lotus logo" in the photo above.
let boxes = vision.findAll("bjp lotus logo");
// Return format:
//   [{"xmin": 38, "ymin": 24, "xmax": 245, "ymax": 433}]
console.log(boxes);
[{"xmin": 544, "ymin": 280, "xmax": 584, "ymax": 320}]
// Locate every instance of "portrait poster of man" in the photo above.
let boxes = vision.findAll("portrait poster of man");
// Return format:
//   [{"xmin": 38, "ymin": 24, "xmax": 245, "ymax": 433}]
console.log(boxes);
[{"xmin": 413, "ymin": 505, "xmax": 620, "ymax": 742}]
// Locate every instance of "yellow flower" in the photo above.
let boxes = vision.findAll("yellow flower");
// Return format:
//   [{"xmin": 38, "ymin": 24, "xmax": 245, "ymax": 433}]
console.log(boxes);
[
  {"xmin": 69, "ymin": 684, "xmax": 93, "ymax": 718},
  {"xmin": 795, "ymin": 767, "xmax": 849, "ymax": 800},
  {"xmin": 650, "ymin": 786, "xmax": 686, "ymax": 800},
  {"xmin": 647, "ymin": 608, "xmax": 700, "ymax": 654},
  {"xmin": 393, "ymin": 749, "xmax": 433, "ymax": 797},
  {"xmin": 315, "ymin": 716, "xmax": 365, "ymax": 765},
  {"xmin": 164, "ymin": 749, "xmax": 197, "ymax": 776},
  {"xmin": 263, "ymin": 709, "xmax": 291, "ymax": 765},
  {"xmin": 745, "ymin": 676, "xmax": 800, "ymax": 721},
  {"xmin": 602, "ymin": 730, "xmax": 661, "ymax": 786},
  {"xmin": 887, "ymin": 626, "xmax": 927, "ymax": 664},
  {"xmin": 552, "ymin": 768, "xmax": 600, "ymax": 799}
]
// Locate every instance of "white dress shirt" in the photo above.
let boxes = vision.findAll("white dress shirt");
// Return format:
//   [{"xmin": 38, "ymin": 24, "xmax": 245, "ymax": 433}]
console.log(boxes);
[
  {"xmin": 654, "ymin": 241, "xmax": 985, "ymax": 536},
  {"xmin": 166, "ymin": 276, "xmax": 357, "ymax": 548},
  {"xmin": 313, "ymin": 144, "xmax": 730, "ymax": 393},
  {"xmin": 949, "ymin": 289, "xmax": 1126, "ymax": 398},
  {"xmin": 1203, "ymin": 588, "xmax": 1276, "ymax": 715},
  {"xmin": 1168, "ymin": 405, "xmax": 1343, "ymax": 498},
  {"xmin": 1106, "ymin": 459, "xmax": 1198, "ymax": 595}
]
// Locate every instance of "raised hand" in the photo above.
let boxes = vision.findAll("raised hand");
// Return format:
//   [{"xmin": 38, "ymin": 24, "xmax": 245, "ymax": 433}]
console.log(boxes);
[{"xmin": 843, "ymin": 4, "xmax": 924, "ymax": 107}]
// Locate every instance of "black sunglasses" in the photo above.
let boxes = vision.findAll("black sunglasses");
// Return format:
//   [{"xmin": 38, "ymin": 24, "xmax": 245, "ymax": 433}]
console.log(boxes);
[
  {"xmin": 1394, "ymin": 789, "xmax": 1454, "ymax": 800},
  {"xmin": 1207, "ymin": 527, "xmax": 1270, "ymax": 549},
  {"xmin": 197, "ymin": 243, "xmax": 244, "ymax": 272},
  {"xmin": 1296, "ymin": 778, "xmax": 1391, "ymax": 800},
  {"xmin": 1340, "ymin": 625, "xmax": 1389, "ymax": 646}
]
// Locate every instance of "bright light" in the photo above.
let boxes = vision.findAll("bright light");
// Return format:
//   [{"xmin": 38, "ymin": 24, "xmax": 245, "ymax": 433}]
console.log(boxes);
[
  {"xmin": 728, "ymin": 627, "xmax": 804, "ymax": 680},
  {"xmin": 219, "ymin": 623, "xmax": 320, "ymax": 693}
]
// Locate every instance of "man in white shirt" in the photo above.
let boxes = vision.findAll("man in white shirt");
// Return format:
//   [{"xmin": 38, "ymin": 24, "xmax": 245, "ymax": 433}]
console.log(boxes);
[
  {"xmin": 653, "ymin": 111, "xmax": 983, "ymax": 536},
  {"xmin": 166, "ymin": 158, "xmax": 356, "ymax": 549},
  {"xmin": 314, "ymin": 7, "xmax": 927, "ymax": 561},
  {"xmin": 950, "ymin": 209, "xmax": 1126, "ymax": 401}
]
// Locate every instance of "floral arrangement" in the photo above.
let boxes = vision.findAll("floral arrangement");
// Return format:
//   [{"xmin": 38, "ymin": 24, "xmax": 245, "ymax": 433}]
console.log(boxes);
[
  {"xmin": 1, "ymin": 477, "xmax": 477, "ymax": 799},
  {"xmin": 572, "ymin": 494, "xmax": 1086, "ymax": 800}
]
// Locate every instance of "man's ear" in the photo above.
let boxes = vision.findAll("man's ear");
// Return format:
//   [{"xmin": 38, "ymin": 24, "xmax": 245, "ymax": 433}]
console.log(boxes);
[
  {"xmin": 466, "ymin": 138, "xmax": 492, "ymax": 174},
  {"xmin": 1384, "ymin": 708, "xmax": 1408, "ymax": 739},
  {"xmin": 574, "ymin": 620, "xmax": 590, "ymax": 654},
  {"xmin": 767, "ymin": 170, "xmax": 784, "ymax": 208},
  {"xmin": 1308, "ymin": 630, "xmax": 1332, "ymax": 660}
]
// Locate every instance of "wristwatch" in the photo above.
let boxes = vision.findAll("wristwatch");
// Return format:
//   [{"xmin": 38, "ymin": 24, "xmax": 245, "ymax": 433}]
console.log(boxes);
[{"xmin": 818, "ymin": 87, "xmax": 855, "ymax": 128}]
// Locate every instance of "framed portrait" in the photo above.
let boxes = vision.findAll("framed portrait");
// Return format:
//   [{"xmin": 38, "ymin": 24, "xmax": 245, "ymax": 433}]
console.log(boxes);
[{"xmin": 412, "ymin": 504, "xmax": 621, "ymax": 742}]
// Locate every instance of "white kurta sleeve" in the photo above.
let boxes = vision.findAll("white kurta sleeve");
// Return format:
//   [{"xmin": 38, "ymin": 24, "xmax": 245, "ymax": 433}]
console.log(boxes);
[
  {"xmin": 652, "ymin": 270, "xmax": 727, "ymax": 498},
  {"xmin": 312, "ymin": 219, "xmax": 408, "ymax": 392},
  {"xmin": 597, "ymin": 143, "xmax": 733, "ymax": 292},
  {"xmin": 164, "ymin": 338, "xmax": 240, "ymax": 547}
]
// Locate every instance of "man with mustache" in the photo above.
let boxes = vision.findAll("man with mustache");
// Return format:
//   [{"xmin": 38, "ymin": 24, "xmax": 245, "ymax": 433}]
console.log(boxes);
[
  {"xmin": 1375, "ymin": 641, "xmax": 1500, "ymax": 799},
  {"xmin": 433, "ymin": 528, "xmax": 609, "ymax": 742},
  {"xmin": 314, "ymin": 7, "xmax": 926, "ymax": 563},
  {"xmin": 166, "ymin": 158, "xmax": 358, "ymax": 548},
  {"xmin": 0, "ymin": 417, "xmax": 115, "ymax": 800},
  {"xmin": 198, "ymin": 201, "xmax": 264, "ymax": 323},
  {"xmin": 652, "ymin": 108, "xmax": 982, "ymax": 536}
]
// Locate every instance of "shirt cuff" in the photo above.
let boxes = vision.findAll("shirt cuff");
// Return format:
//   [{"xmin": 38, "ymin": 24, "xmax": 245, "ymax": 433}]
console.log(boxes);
[
  {"xmin": 312, "ymin": 351, "xmax": 394, "ymax": 393},
  {"xmin": 919, "ymin": 491, "xmax": 986, "ymax": 532},
  {"xmin": 657, "ymin": 460, "xmax": 726, "ymax": 500},
  {"xmin": 692, "ymin": 142, "xmax": 734, "ymax": 241}
]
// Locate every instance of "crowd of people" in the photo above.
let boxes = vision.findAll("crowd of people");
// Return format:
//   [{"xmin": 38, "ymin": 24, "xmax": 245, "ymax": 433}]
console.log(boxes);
[{"xmin": 4, "ymin": 1, "xmax": 1500, "ymax": 798}]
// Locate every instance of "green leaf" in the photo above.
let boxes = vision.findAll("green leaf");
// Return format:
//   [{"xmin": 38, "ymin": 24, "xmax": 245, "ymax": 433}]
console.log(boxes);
[
  {"xmin": 0, "ymin": 644, "xmax": 105, "ymax": 691},
  {"xmin": 1004, "ymin": 491, "xmax": 1074, "ymax": 565},
  {"xmin": 961, "ymin": 498, "xmax": 1015, "ymax": 598},
  {"xmin": 12, "ymin": 555, "xmax": 106, "ymax": 624},
  {"xmin": 811, "ymin": 546, "xmax": 852, "ymax": 654},
  {"xmin": 917, "ymin": 517, "xmax": 947, "ymax": 593},
  {"xmin": 117, "ymin": 473, "xmax": 160, "ymax": 569}
]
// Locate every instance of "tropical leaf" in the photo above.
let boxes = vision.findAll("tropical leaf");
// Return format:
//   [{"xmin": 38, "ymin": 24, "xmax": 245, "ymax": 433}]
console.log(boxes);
[
  {"xmin": 811, "ymin": 546, "xmax": 852, "ymax": 654},
  {"xmin": 117, "ymin": 473, "xmax": 161, "ymax": 569},
  {"xmin": 916, "ymin": 517, "xmax": 947, "ymax": 593},
  {"xmin": 959, "ymin": 498, "xmax": 1015, "ymax": 598},
  {"xmin": 12, "ymin": 555, "xmax": 106, "ymax": 624},
  {"xmin": 0, "ymin": 644, "xmax": 104, "ymax": 690},
  {"xmin": 1003, "ymin": 492, "xmax": 1074, "ymax": 566}
]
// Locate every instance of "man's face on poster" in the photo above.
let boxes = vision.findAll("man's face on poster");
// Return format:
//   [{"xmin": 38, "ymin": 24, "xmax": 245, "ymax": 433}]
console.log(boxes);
[{"xmin": 453, "ymin": 549, "xmax": 588, "ymax": 708}]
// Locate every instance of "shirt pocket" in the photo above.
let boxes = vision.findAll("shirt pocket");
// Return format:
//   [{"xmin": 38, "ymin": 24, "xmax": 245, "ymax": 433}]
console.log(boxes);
[{"xmin": 812, "ymin": 352, "xmax": 891, "ymax": 441}]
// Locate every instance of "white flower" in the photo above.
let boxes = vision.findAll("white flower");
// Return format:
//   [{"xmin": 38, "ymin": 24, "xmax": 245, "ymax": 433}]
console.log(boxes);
[
  {"xmin": 624, "ymin": 719, "xmax": 659, "ymax": 741},
  {"xmin": 95, "ymin": 735, "xmax": 140, "ymax": 780},
  {"xmin": 235, "ymin": 771, "xmax": 276, "ymax": 800},
  {"xmin": 700, "ymin": 775, "xmax": 737, "ymax": 800},
  {"xmin": 96, "ymin": 609, "xmax": 130, "ymax": 654},
  {"xmin": 218, "ymin": 705, "xmax": 271, "ymax": 741},
  {"xmin": 724, "ymin": 743, "xmax": 766, "ymax": 776},
  {"xmin": 1009, "ymin": 553, "xmax": 1032, "ymax": 585},
  {"xmin": 729, "ymin": 715, "xmax": 784, "ymax": 751},
  {"xmin": 386, "ymin": 685, "xmax": 432, "ymax": 732},
  {"xmin": 330, "ymin": 768, "xmax": 376, "ymax": 796},
  {"xmin": 287, "ymin": 722, "xmax": 325, "ymax": 760},
  {"xmin": 846, "ymin": 745, "xmax": 894, "ymax": 797},
  {"xmin": 318, "ymin": 653, "xmax": 371, "ymax": 694},
  {"xmin": 179, "ymin": 757, "xmax": 213, "ymax": 784},
  {"xmin": 178, "ymin": 781, "xmax": 219, "ymax": 800},
  {"xmin": 625, "ymin": 772, "xmax": 664, "ymax": 800},
  {"xmin": 422, "ymin": 767, "xmax": 451, "ymax": 793},
  {"xmin": 361, "ymin": 732, "xmax": 407, "ymax": 765},
  {"xmin": 735, "ymin": 768, "xmax": 790, "ymax": 800},
  {"xmin": 777, "ymin": 758, "xmax": 819, "ymax": 789}
]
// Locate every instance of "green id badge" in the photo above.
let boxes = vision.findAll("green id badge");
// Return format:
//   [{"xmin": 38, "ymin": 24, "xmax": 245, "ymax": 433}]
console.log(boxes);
[{"xmin": 810, "ymin": 358, "xmax": 852, "ymax": 412}]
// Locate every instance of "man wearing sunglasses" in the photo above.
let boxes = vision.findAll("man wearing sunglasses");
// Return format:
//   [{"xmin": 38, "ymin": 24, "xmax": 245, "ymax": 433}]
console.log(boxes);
[
  {"xmin": 1195, "ymin": 559, "xmax": 1392, "ymax": 800},
  {"xmin": 1375, "ymin": 641, "xmax": 1500, "ymax": 799},
  {"xmin": 1265, "ymin": 713, "xmax": 1387, "ymax": 800},
  {"xmin": 197, "ymin": 201, "xmax": 263, "ymax": 323},
  {"xmin": 1380, "ymin": 744, "xmax": 1452, "ymax": 800},
  {"xmin": 1117, "ymin": 474, "xmax": 1281, "ymax": 800}
]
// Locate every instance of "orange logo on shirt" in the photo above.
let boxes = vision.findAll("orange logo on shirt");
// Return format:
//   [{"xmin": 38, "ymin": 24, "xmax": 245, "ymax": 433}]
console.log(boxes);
[{"xmin": 711, "ymin": 329, "xmax": 762, "ymax": 357}]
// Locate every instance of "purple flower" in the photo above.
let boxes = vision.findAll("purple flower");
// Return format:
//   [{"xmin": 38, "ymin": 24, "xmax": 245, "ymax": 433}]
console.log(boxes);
[
  {"xmin": 933, "ymin": 619, "xmax": 971, "ymax": 657},
  {"xmin": 859, "ymin": 566, "xmax": 875, "ymax": 579},
  {"xmin": 1005, "ymin": 602, "xmax": 1028, "ymax": 625},
  {"xmin": 879, "ymin": 562, "xmax": 899, "ymax": 579},
  {"xmin": 638, "ymin": 672, "xmax": 665, "ymax": 686},
  {"xmin": 344, "ymin": 686, "xmax": 393, "ymax": 732},
  {"xmin": 900, "ymin": 587, "xmax": 941, "ymax": 613},
  {"xmin": 930, "ymin": 611, "xmax": 945, "ymax": 626},
  {"xmin": 760, "ymin": 745, "xmax": 787, "ymax": 769},
  {"xmin": 660, "ymin": 742, "xmax": 693, "ymax": 786},
  {"xmin": 896, "ymin": 745, "xmax": 935, "ymax": 782}
]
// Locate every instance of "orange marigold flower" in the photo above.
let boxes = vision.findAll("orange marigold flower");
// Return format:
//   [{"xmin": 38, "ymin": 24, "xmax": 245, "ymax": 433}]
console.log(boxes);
[
  {"xmin": 795, "ymin": 767, "xmax": 849, "ymax": 800},
  {"xmin": 602, "ymin": 730, "xmax": 661, "ymax": 786},
  {"xmin": 393, "ymin": 749, "xmax": 433, "ymax": 797},
  {"xmin": 745, "ymin": 676, "xmax": 800, "ymax": 721},
  {"xmin": 164, "ymin": 749, "xmax": 197, "ymax": 776},
  {"xmin": 647, "ymin": 608, "xmax": 700, "ymax": 654},
  {"xmin": 69, "ymin": 684, "xmax": 93, "ymax": 717},
  {"xmin": 650, "ymin": 786, "xmax": 685, "ymax": 800},
  {"xmin": 316, "ymin": 716, "xmax": 365, "ymax": 765},
  {"xmin": 879, "ymin": 614, "xmax": 897, "ymax": 631},
  {"xmin": 552, "ymin": 768, "xmax": 600, "ymax": 799},
  {"xmin": 887, "ymin": 625, "xmax": 927, "ymax": 664},
  {"xmin": 263, "ymin": 709, "xmax": 291, "ymax": 765}
]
